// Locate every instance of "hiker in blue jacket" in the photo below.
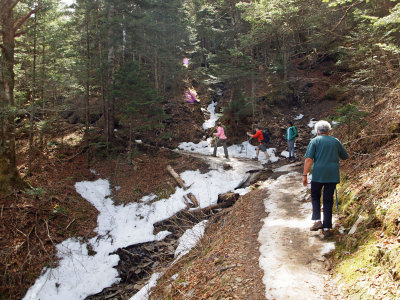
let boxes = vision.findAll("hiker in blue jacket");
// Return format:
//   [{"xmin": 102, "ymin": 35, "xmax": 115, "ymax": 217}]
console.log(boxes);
[
  {"xmin": 303, "ymin": 120, "xmax": 349, "ymax": 238},
  {"xmin": 286, "ymin": 121, "xmax": 297, "ymax": 160}
]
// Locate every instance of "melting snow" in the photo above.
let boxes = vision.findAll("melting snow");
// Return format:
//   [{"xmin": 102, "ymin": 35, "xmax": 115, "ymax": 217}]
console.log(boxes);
[
  {"xmin": 24, "ymin": 167, "xmax": 246, "ymax": 300},
  {"xmin": 202, "ymin": 101, "xmax": 219, "ymax": 130}
]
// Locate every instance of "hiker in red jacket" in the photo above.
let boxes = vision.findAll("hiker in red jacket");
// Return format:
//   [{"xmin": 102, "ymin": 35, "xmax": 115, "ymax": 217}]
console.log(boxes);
[{"xmin": 247, "ymin": 126, "xmax": 271, "ymax": 164}]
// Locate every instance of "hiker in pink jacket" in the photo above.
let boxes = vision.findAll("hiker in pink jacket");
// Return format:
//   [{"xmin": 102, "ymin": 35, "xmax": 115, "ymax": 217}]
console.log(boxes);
[{"xmin": 212, "ymin": 122, "xmax": 229, "ymax": 159}]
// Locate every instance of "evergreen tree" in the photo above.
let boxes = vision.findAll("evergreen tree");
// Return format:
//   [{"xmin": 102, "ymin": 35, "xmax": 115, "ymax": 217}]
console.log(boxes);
[{"xmin": 0, "ymin": 0, "xmax": 41, "ymax": 190}]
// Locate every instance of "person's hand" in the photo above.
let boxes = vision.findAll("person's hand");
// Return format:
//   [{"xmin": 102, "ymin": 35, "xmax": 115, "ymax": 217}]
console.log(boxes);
[{"xmin": 302, "ymin": 175, "xmax": 308, "ymax": 186}]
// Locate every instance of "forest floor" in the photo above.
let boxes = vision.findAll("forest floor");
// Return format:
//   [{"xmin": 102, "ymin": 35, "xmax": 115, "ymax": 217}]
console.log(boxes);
[
  {"xmin": 1, "ymin": 95, "xmax": 345, "ymax": 299},
  {"xmin": 149, "ymin": 156, "xmax": 343, "ymax": 300},
  {"xmin": 4, "ymin": 107, "xmax": 400, "ymax": 299}
]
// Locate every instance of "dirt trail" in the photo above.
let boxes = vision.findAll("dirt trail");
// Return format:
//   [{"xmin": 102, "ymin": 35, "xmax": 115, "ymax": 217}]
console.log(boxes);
[
  {"xmin": 258, "ymin": 164, "xmax": 341, "ymax": 299},
  {"xmin": 174, "ymin": 151, "xmax": 342, "ymax": 299},
  {"xmin": 149, "ymin": 152, "xmax": 342, "ymax": 299}
]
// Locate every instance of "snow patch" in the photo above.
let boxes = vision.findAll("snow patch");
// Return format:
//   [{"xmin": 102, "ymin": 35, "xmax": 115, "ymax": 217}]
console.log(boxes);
[
  {"xmin": 202, "ymin": 102, "xmax": 219, "ymax": 130},
  {"xmin": 179, "ymin": 139, "xmax": 279, "ymax": 163},
  {"xmin": 24, "ymin": 167, "xmax": 247, "ymax": 300},
  {"xmin": 308, "ymin": 118, "xmax": 318, "ymax": 136},
  {"xmin": 174, "ymin": 220, "xmax": 208, "ymax": 260},
  {"xmin": 129, "ymin": 272, "xmax": 162, "ymax": 300}
]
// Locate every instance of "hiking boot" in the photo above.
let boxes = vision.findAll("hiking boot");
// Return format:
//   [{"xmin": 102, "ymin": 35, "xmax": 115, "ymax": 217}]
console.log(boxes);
[
  {"xmin": 322, "ymin": 229, "xmax": 333, "ymax": 238},
  {"xmin": 310, "ymin": 221, "xmax": 323, "ymax": 231},
  {"xmin": 262, "ymin": 161, "xmax": 272, "ymax": 167},
  {"xmin": 252, "ymin": 157, "xmax": 258, "ymax": 161}
]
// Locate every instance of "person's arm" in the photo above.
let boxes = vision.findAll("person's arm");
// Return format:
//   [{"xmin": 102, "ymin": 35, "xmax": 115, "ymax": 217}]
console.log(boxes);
[
  {"xmin": 303, "ymin": 158, "xmax": 313, "ymax": 186},
  {"xmin": 338, "ymin": 142, "xmax": 349, "ymax": 160},
  {"xmin": 253, "ymin": 130, "xmax": 261, "ymax": 140},
  {"xmin": 214, "ymin": 127, "xmax": 221, "ymax": 137}
]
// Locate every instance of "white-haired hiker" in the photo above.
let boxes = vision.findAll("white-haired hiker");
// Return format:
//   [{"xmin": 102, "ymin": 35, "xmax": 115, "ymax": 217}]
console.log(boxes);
[{"xmin": 303, "ymin": 120, "xmax": 349, "ymax": 238}]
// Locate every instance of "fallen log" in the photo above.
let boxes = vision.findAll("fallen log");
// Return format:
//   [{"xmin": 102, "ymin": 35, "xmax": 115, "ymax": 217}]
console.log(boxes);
[
  {"xmin": 166, "ymin": 165, "xmax": 187, "ymax": 190},
  {"xmin": 187, "ymin": 192, "xmax": 199, "ymax": 207},
  {"xmin": 153, "ymin": 192, "xmax": 239, "ymax": 235},
  {"xmin": 166, "ymin": 164, "xmax": 199, "ymax": 207}
]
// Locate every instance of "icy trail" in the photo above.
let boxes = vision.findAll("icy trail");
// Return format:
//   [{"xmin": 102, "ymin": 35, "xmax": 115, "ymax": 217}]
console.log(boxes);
[{"xmin": 258, "ymin": 164, "xmax": 336, "ymax": 299}]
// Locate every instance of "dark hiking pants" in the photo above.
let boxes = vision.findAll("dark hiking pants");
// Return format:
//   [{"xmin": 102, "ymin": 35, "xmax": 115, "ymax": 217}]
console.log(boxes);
[
  {"xmin": 213, "ymin": 139, "xmax": 228, "ymax": 158},
  {"xmin": 311, "ymin": 182, "xmax": 337, "ymax": 229}
]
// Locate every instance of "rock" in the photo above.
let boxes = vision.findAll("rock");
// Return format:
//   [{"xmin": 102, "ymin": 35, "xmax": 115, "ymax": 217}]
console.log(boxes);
[
  {"xmin": 223, "ymin": 163, "xmax": 232, "ymax": 170},
  {"xmin": 217, "ymin": 192, "xmax": 239, "ymax": 205}
]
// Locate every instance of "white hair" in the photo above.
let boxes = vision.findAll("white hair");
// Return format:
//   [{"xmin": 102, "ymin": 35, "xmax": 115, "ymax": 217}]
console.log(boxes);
[{"xmin": 314, "ymin": 120, "xmax": 331, "ymax": 134}]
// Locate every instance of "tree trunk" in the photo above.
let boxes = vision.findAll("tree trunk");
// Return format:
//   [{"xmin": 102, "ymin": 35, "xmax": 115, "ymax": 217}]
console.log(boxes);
[
  {"xmin": 28, "ymin": 13, "xmax": 38, "ymax": 176},
  {"xmin": 0, "ymin": 4, "xmax": 18, "ymax": 190},
  {"xmin": 106, "ymin": 3, "xmax": 115, "ymax": 149},
  {"xmin": 0, "ymin": 1, "xmax": 41, "ymax": 190},
  {"xmin": 85, "ymin": 8, "xmax": 90, "ymax": 131}
]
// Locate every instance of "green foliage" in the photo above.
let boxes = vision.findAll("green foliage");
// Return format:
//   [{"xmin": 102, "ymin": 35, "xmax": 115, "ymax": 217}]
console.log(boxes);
[
  {"xmin": 52, "ymin": 204, "xmax": 69, "ymax": 215},
  {"xmin": 222, "ymin": 85, "xmax": 252, "ymax": 126},
  {"xmin": 128, "ymin": 147, "xmax": 140, "ymax": 159},
  {"xmin": 335, "ymin": 103, "xmax": 367, "ymax": 136},
  {"xmin": 335, "ymin": 103, "xmax": 367, "ymax": 124},
  {"xmin": 161, "ymin": 132, "xmax": 174, "ymax": 141},
  {"xmin": 113, "ymin": 62, "xmax": 162, "ymax": 117},
  {"xmin": 23, "ymin": 187, "xmax": 45, "ymax": 197}
]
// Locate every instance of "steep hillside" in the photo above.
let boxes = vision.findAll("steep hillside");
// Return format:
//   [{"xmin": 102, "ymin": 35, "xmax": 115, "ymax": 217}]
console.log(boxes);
[{"xmin": 332, "ymin": 94, "xmax": 400, "ymax": 299}]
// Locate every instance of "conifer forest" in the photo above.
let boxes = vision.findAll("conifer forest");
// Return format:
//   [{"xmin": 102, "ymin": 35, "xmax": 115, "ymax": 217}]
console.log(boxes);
[{"xmin": 1, "ymin": 0, "xmax": 400, "ymax": 299}]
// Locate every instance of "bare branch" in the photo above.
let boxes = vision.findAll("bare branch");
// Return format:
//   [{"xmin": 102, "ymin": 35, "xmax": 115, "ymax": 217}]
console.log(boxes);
[
  {"xmin": 330, "ymin": 0, "xmax": 362, "ymax": 33},
  {"xmin": 13, "ymin": 6, "xmax": 42, "ymax": 33},
  {"xmin": 13, "ymin": 30, "xmax": 26, "ymax": 38}
]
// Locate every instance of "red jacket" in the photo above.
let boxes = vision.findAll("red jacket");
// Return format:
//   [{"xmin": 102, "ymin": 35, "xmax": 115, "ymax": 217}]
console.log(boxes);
[{"xmin": 252, "ymin": 130, "xmax": 264, "ymax": 144}]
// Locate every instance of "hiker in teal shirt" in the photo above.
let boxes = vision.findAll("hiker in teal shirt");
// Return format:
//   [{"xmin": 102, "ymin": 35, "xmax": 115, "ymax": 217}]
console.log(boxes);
[
  {"xmin": 286, "ymin": 121, "xmax": 297, "ymax": 160},
  {"xmin": 303, "ymin": 120, "xmax": 349, "ymax": 237}
]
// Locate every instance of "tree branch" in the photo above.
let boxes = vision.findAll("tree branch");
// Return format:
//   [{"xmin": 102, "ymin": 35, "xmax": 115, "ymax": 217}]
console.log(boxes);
[
  {"xmin": 14, "ymin": 30, "xmax": 26, "ymax": 38},
  {"xmin": 330, "ymin": 0, "xmax": 362, "ymax": 33},
  {"xmin": 13, "ymin": 5, "xmax": 42, "ymax": 34}
]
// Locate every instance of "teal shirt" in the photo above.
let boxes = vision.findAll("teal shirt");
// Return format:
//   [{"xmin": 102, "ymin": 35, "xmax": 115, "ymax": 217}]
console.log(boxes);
[
  {"xmin": 286, "ymin": 126, "xmax": 297, "ymax": 140},
  {"xmin": 305, "ymin": 135, "xmax": 349, "ymax": 183}
]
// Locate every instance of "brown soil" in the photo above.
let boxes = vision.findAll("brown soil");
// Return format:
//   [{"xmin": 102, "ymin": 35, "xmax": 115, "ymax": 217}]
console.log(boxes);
[
  {"xmin": 0, "ymin": 127, "xmax": 209, "ymax": 300},
  {"xmin": 150, "ymin": 186, "xmax": 268, "ymax": 300}
]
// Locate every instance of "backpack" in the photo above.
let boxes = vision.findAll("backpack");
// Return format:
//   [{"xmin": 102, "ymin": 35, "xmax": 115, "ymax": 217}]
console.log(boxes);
[
  {"xmin": 261, "ymin": 130, "xmax": 270, "ymax": 144},
  {"xmin": 291, "ymin": 126, "xmax": 298, "ymax": 138}
]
